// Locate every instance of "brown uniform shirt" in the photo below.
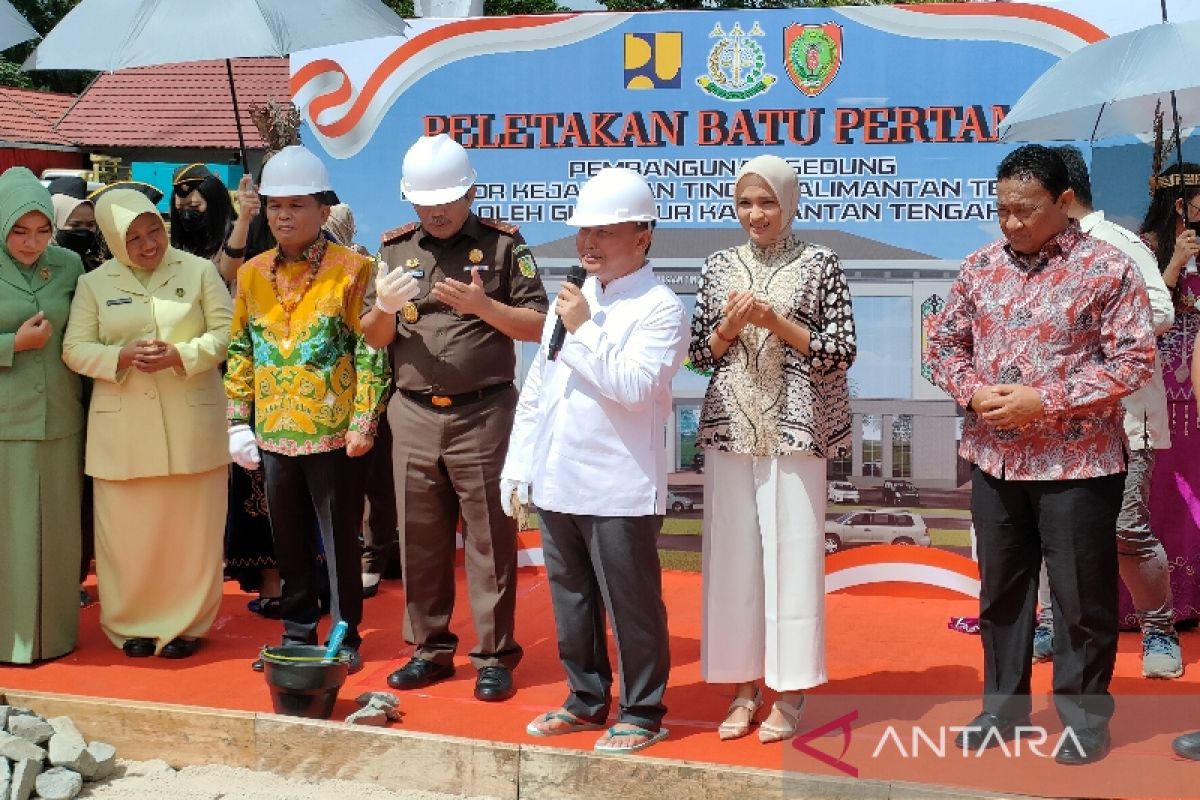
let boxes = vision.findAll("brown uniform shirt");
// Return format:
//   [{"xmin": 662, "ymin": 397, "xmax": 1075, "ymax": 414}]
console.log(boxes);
[{"xmin": 378, "ymin": 213, "xmax": 548, "ymax": 395}]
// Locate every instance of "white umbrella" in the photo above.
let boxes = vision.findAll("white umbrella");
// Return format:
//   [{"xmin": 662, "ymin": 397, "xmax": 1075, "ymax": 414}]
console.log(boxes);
[
  {"xmin": 999, "ymin": 18, "xmax": 1200, "ymax": 144},
  {"xmin": 0, "ymin": 0, "xmax": 38, "ymax": 52},
  {"xmin": 22, "ymin": 0, "xmax": 409, "ymax": 169}
]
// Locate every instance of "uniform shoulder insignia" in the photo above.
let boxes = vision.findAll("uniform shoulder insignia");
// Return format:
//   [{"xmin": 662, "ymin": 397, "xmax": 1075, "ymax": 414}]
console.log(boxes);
[
  {"xmin": 380, "ymin": 222, "xmax": 420, "ymax": 245},
  {"xmin": 479, "ymin": 216, "xmax": 518, "ymax": 236}
]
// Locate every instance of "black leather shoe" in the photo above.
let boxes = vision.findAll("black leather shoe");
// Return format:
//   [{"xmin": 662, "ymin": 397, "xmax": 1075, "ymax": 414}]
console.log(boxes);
[
  {"xmin": 474, "ymin": 665, "xmax": 515, "ymax": 702},
  {"xmin": 953, "ymin": 712, "xmax": 1031, "ymax": 750},
  {"xmin": 1055, "ymin": 726, "xmax": 1110, "ymax": 765},
  {"xmin": 159, "ymin": 637, "xmax": 201, "ymax": 659},
  {"xmin": 387, "ymin": 657, "xmax": 455, "ymax": 690},
  {"xmin": 1173, "ymin": 730, "xmax": 1200, "ymax": 760},
  {"xmin": 122, "ymin": 637, "xmax": 155, "ymax": 658},
  {"xmin": 251, "ymin": 656, "xmax": 265, "ymax": 672}
]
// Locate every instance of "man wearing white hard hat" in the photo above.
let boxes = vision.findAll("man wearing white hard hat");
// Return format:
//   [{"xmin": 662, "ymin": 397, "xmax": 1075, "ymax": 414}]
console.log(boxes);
[
  {"xmin": 225, "ymin": 145, "xmax": 390, "ymax": 673},
  {"xmin": 362, "ymin": 134, "xmax": 547, "ymax": 702},
  {"xmin": 500, "ymin": 168, "xmax": 689, "ymax": 753}
]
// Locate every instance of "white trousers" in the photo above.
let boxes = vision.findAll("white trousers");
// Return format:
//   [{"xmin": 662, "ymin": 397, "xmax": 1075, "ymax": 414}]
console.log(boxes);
[{"xmin": 701, "ymin": 449, "xmax": 827, "ymax": 691}]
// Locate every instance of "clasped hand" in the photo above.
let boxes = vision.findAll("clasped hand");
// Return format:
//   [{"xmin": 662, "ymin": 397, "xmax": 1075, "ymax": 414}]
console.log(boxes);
[
  {"xmin": 971, "ymin": 384, "xmax": 1044, "ymax": 430},
  {"xmin": 118, "ymin": 339, "xmax": 181, "ymax": 373},
  {"xmin": 718, "ymin": 290, "xmax": 778, "ymax": 339}
]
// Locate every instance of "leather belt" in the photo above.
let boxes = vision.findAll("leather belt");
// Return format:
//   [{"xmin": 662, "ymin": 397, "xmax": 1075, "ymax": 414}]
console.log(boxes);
[{"xmin": 399, "ymin": 381, "xmax": 512, "ymax": 409}]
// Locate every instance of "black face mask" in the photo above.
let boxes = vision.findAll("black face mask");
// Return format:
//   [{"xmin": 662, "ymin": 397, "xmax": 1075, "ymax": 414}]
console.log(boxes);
[
  {"xmin": 177, "ymin": 208, "xmax": 207, "ymax": 232},
  {"xmin": 56, "ymin": 228, "xmax": 97, "ymax": 257}
]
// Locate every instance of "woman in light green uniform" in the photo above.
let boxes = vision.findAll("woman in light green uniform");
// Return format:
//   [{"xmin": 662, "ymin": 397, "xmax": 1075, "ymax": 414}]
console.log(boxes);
[{"xmin": 0, "ymin": 166, "xmax": 85, "ymax": 663}]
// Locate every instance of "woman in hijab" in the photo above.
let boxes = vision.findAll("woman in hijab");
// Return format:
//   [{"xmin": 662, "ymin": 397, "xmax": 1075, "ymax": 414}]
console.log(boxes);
[
  {"xmin": 51, "ymin": 194, "xmax": 103, "ymax": 272},
  {"xmin": 689, "ymin": 155, "xmax": 856, "ymax": 743},
  {"xmin": 63, "ymin": 189, "xmax": 233, "ymax": 659},
  {"xmin": 0, "ymin": 166, "xmax": 86, "ymax": 663}
]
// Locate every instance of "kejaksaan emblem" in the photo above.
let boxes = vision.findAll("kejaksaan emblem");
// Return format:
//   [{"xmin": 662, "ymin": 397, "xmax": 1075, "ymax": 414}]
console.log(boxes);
[
  {"xmin": 697, "ymin": 22, "xmax": 775, "ymax": 102},
  {"xmin": 784, "ymin": 23, "xmax": 843, "ymax": 98}
]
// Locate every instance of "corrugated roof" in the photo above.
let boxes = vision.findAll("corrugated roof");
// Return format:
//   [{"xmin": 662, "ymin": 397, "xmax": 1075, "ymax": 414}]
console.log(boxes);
[
  {"xmin": 0, "ymin": 87, "xmax": 77, "ymax": 147},
  {"xmin": 55, "ymin": 57, "xmax": 290, "ymax": 149}
]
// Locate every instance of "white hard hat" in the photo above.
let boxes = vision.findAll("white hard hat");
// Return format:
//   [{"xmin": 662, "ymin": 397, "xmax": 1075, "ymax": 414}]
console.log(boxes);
[
  {"xmin": 258, "ymin": 145, "xmax": 332, "ymax": 197},
  {"xmin": 401, "ymin": 134, "xmax": 477, "ymax": 206},
  {"xmin": 567, "ymin": 168, "xmax": 657, "ymax": 227}
]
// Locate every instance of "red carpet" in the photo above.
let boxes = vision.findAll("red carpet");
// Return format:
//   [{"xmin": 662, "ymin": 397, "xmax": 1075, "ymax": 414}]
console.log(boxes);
[{"xmin": 4, "ymin": 547, "xmax": 1200, "ymax": 798}]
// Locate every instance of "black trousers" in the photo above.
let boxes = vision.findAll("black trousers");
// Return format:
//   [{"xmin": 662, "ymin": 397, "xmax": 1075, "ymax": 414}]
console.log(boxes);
[
  {"xmin": 262, "ymin": 448, "xmax": 368, "ymax": 650},
  {"xmin": 361, "ymin": 410, "xmax": 400, "ymax": 576},
  {"xmin": 972, "ymin": 466, "xmax": 1124, "ymax": 731},
  {"xmin": 539, "ymin": 510, "xmax": 670, "ymax": 731}
]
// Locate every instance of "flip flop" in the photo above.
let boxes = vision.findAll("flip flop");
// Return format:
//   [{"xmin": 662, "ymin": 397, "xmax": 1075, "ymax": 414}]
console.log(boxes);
[
  {"xmin": 525, "ymin": 711, "xmax": 605, "ymax": 737},
  {"xmin": 593, "ymin": 725, "xmax": 669, "ymax": 754}
]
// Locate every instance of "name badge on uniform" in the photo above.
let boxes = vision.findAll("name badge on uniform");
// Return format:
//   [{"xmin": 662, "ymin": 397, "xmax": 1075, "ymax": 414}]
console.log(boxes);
[
  {"xmin": 410, "ymin": 269, "xmax": 425, "ymax": 278},
  {"xmin": 106, "ymin": 297, "xmax": 133, "ymax": 306},
  {"xmin": 469, "ymin": 265, "xmax": 491, "ymax": 272}
]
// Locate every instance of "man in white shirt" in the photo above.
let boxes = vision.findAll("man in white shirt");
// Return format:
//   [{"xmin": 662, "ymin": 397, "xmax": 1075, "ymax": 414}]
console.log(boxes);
[
  {"xmin": 500, "ymin": 168, "xmax": 689, "ymax": 755},
  {"xmin": 1030, "ymin": 146, "xmax": 1181, "ymax": 678}
]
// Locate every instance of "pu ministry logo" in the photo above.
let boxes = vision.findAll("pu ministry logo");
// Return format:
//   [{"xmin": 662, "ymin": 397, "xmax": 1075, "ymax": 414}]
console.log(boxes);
[
  {"xmin": 696, "ymin": 21, "xmax": 776, "ymax": 101},
  {"xmin": 784, "ymin": 22, "xmax": 843, "ymax": 97},
  {"xmin": 625, "ymin": 32, "xmax": 683, "ymax": 89}
]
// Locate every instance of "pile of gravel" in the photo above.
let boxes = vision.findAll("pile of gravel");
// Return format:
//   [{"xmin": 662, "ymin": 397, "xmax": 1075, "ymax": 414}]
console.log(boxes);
[{"xmin": 0, "ymin": 705, "xmax": 117, "ymax": 800}]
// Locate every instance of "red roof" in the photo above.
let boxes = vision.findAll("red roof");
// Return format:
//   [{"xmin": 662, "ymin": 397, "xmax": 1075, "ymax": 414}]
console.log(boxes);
[
  {"xmin": 55, "ymin": 57, "xmax": 291, "ymax": 150},
  {"xmin": 0, "ymin": 87, "xmax": 77, "ymax": 147}
]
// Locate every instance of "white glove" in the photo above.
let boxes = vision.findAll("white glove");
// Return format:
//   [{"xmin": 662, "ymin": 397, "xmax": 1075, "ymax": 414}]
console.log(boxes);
[
  {"xmin": 228, "ymin": 424, "xmax": 261, "ymax": 471},
  {"xmin": 374, "ymin": 260, "xmax": 420, "ymax": 314},
  {"xmin": 500, "ymin": 477, "xmax": 531, "ymax": 518}
]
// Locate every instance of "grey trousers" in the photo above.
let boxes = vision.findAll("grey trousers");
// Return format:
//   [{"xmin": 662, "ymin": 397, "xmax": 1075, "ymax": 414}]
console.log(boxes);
[
  {"xmin": 539, "ymin": 510, "xmax": 670, "ymax": 731},
  {"xmin": 1037, "ymin": 448, "xmax": 1175, "ymax": 634}
]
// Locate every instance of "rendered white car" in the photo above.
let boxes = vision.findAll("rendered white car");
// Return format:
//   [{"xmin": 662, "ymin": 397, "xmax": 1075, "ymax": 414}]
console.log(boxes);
[
  {"xmin": 824, "ymin": 509, "xmax": 929, "ymax": 554},
  {"xmin": 666, "ymin": 491, "xmax": 694, "ymax": 512},
  {"xmin": 827, "ymin": 480, "xmax": 860, "ymax": 504}
]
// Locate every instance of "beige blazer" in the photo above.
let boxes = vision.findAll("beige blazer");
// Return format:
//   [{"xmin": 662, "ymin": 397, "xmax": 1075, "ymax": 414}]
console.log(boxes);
[{"xmin": 63, "ymin": 247, "xmax": 233, "ymax": 480}]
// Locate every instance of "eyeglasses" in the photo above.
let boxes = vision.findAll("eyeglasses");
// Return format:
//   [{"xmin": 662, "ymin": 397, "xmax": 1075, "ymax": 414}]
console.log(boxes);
[{"xmin": 173, "ymin": 180, "xmax": 203, "ymax": 198}]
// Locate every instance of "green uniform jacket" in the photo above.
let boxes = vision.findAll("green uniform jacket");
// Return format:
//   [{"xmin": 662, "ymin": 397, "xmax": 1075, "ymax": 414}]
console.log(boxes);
[
  {"xmin": 0, "ymin": 176, "xmax": 85, "ymax": 440},
  {"xmin": 0, "ymin": 166, "xmax": 84, "ymax": 663}
]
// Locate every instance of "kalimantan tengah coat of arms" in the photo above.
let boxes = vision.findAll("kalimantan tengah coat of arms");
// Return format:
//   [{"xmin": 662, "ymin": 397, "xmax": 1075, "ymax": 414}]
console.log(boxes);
[{"xmin": 784, "ymin": 23, "xmax": 843, "ymax": 97}]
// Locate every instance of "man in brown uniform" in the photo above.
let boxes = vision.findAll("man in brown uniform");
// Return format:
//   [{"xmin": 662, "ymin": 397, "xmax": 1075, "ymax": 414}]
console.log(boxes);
[{"xmin": 362, "ymin": 134, "xmax": 547, "ymax": 701}]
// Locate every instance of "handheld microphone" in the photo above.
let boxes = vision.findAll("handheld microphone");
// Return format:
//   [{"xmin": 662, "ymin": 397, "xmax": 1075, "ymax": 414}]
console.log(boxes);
[{"xmin": 548, "ymin": 265, "xmax": 587, "ymax": 361}]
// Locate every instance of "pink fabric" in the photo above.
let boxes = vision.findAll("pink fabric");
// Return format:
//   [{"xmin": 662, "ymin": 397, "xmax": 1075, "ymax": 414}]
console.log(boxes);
[{"xmin": 1140, "ymin": 270, "xmax": 1200, "ymax": 624}]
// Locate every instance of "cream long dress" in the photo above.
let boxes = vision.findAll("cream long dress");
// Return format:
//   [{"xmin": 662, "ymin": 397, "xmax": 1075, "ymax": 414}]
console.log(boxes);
[{"xmin": 63, "ymin": 190, "xmax": 233, "ymax": 653}]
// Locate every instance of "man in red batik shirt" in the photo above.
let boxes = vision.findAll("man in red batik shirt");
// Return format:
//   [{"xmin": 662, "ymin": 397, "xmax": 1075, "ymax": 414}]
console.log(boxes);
[{"xmin": 930, "ymin": 144, "xmax": 1155, "ymax": 766}]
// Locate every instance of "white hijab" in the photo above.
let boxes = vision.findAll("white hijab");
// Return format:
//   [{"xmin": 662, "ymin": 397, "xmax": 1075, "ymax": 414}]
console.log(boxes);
[{"xmin": 735, "ymin": 155, "xmax": 799, "ymax": 229}]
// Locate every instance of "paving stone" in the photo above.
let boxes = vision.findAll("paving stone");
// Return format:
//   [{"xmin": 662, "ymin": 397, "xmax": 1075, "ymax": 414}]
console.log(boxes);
[
  {"xmin": 0, "ymin": 757, "xmax": 11, "ymax": 800},
  {"xmin": 354, "ymin": 691, "xmax": 399, "ymax": 708},
  {"xmin": 49, "ymin": 736, "xmax": 98, "ymax": 780},
  {"xmin": 345, "ymin": 706, "xmax": 389, "ymax": 726},
  {"xmin": 34, "ymin": 767, "xmax": 83, "ymax": 800},
  {"xmin": 366, "ymin": 696, "xmax": 402, "ymax": 721},
  {"xmin": 47, "ymin": 718, "xmax": 85, "ymax": 749},
  {"xmin": 0, "ymin": 705, "xmax": 9, "ymax": 732},
  {"xmin": 8, "ymin": 757, "xmax": 41, "ymax": 800},
  {"xmin": 86, "ymin": 741, "xmax": 118, "ymax": 781},
  {"xmin": 0, "ymin": 731, "xmax": 46, "ymax": 763},
  {"xmin": 7, "ymin": 714, "xmax": 54, "ymax": 745}
]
